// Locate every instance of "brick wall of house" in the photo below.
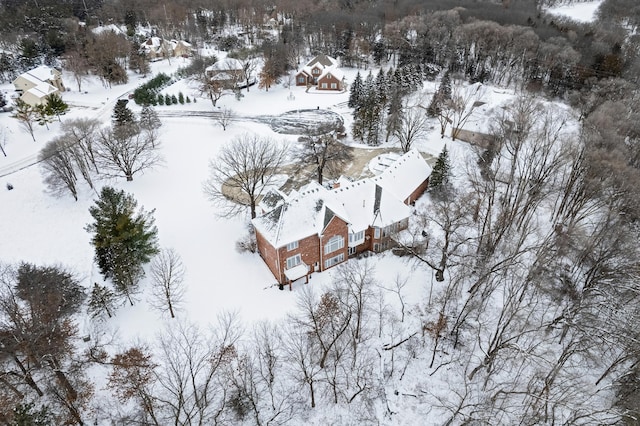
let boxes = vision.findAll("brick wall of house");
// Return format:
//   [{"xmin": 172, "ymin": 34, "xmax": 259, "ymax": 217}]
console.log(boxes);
[
  {"xmin": 405, "ymin": 178, "xmax": 430, "ymax": 205},
  {"xmin": 319, "ymin": 215, "xmax": 349, "ymax": 270},
  {"xmin": 317, "ymin": 73, "xmax": 342, "ymax": 90},
  {"xmin": 278, "ymin": 233, "xmax": 320, "ymax": 276},
  {"xmin": 255, "ymin": 229, "xmax": 282, "ymax": 283}
]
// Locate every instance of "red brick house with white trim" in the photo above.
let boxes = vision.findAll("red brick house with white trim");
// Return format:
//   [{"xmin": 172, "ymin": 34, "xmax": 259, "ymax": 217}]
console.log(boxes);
[
  {"xmin": 252, "ymin": 149, "xmax": 432, "ymax": 288},
  {"xmin": 295, "ymin": 54, "xmax": 343, "ymax": 91}
]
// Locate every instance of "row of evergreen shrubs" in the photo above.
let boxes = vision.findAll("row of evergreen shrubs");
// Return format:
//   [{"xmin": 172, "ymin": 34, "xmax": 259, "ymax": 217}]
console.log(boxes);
[
  {"xmin": 157, "ymin": 92, "xmax": 194, "ymax": 105},
  {"xmin": 132, "ymin": 73, "xmax": 173, "ymax": 105}
]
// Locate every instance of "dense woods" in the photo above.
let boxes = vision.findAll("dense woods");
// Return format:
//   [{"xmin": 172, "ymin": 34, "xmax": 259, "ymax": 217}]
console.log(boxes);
[{"xmin": 2, "ymin": 0, "xmax": 640, "ymax": 424}]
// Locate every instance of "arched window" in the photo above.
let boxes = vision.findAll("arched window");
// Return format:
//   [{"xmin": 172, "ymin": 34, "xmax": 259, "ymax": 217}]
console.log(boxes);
[{"xmin": 324, "ymin": 235, "xmax": 344, "ymax": 255}]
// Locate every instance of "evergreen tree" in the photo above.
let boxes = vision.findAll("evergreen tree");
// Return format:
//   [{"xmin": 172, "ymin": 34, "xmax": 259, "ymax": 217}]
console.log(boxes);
[
  {"xmin": 88, "ymin": 283, "xmax": 118, "ymax": 318},
  {"xmin": 139, "ymin": 105, "xmax": 161, "ymax": 132},
  {"xmin": 186, "ymin": 96, "xmax": 191, "ymax": 103},
  {"xmin": 157, "ymin": 93, "xmax": 165, "ymax": 105},
  {"xmin": 45, "ymin": 93, "xmax": 69, "ymax": 121},
  {"xmin": 11, "ymin": 403, "xmax": 53, "ymax": 426},
  {"xmin": 34, "ymin": 104, "xmax": 53, "ymax": 130},
  {"xmin": 429, "ymin": 145, "xmax": 451, "ymax": 192},
  {"xmin": 0, "ymin": 91, "xmax": 6, "ymax": 108},
  {"xmin": 86, "ymin": 187, "xmax": 159, "ymax": 305},
  {"xmin": 165, "ymin": 94, "xmax": 171, "ymax": 105},
  {"xmin": 171, "ymin": 94, "xmax": 178, "ymax": 104},
  {"xmin": 178, "ymin": 92, "xmax": 185, "ymax": 104},
  {"xmin": 348, "ymin": 71, "xmax": 363, "ymax": 109},
  {"xmin": 13, "ymin": 99, "xmax": 37, "ymax": 141},
  {"xmin": 112, "ymin": 99, "xmax": 135, "ymax": 127}
]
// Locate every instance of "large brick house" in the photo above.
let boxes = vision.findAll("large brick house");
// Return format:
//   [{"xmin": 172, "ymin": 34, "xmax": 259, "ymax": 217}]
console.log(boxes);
[
  {"xmin": 252, "ymin": 149, "xmax": 432, "ymax": 288},
  {"xmin": 295, "ymin": 54, "xmax": 344, "ymax": 91}
]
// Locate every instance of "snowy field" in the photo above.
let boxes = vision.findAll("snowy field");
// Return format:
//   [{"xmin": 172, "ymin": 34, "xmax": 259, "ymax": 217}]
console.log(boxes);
[
  {"xmin": 0, "ymin": 58, "xmax": 452, "ymax": 341},
  {"xmin": 0, "ymin": 53, "xmax": 582, "ymax": 423},
  {"xmin": 546, "ymin": 0, "xmax": 604, "ymax": 22}
]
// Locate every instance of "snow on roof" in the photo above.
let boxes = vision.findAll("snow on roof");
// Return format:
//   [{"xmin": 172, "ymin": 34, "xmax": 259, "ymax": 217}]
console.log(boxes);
[
  {"xmin": 330, "ymin": 179, "xmax": 409, "ymax": 232},
  {"xmin": 26, "ymin": 65, "xmax": 59, "ymax": 82},
  {"xmin": 25, "ymin": 82, "xmax": 58, "ymax": 99},
  {"xmin": 253, "ymin": 150, "xmax": 430, "ymax": 248},
  {"xmin": 253, "ymin": 183, "xmax": 346, "ymax": 248},
  {"xmin": 320, "ymin": 68, "xmax": 344, "ymax": 81},
  {"xmin": 372, "ymin": 149, "xmax": 432, "ymax": 203},
  {"xmin": 306, "ymin": 54, "xmax": 338, "ymax": 68},
  {"xmin": 284, "ymin": 263, "xmax": 309, "ymax": 281},
  {"xmin": 91, "ymin": 24, "xmax": 126, "ymax": 35},
  {"xmin": 206, "ymin": 58, "xmax": 243, "ymax": 72}
]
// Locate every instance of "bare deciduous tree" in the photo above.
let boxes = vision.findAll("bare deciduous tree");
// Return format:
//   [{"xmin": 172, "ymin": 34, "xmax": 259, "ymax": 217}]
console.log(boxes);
[
  {"xmin": 149, "ymin": 248, "xmax": 186, "ymax": 319},
  {"xmin": 203, "ymin": 133, "xmax": 288, "ymax": 219},
  {"xmin": 395, "ymin": 106, "xmax": 427, "ymax": 152},
  {"xmin": 215, "ymin": 106, "xmax": 235, "ymax": 131},
  {"xmin": 96, "ymin": 127, "xmax": 161, "ymax": 181},
  {"xmin": 293, "ymin": 129, "xmax": 352, "ymax": 185},
  {"xmin": 39, "ymin": 136, "xmax": 79, "ymax": 200}
]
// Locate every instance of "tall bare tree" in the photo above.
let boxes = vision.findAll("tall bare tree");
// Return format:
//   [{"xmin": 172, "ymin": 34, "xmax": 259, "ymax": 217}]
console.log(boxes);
[
  {"xmin": 149, "ymin": 248, "xmax": 186, "ymax": 319},
  {"xmin": 203, "ymin": 133, "xmax": 288, "ymax": 219},
  {"xmin": 96, "ymin": 127, "xmax": 161, "ymax": 181},
  {"xmin": 293, "ymin": 128, "xmax": 352, "ymax": 185}
]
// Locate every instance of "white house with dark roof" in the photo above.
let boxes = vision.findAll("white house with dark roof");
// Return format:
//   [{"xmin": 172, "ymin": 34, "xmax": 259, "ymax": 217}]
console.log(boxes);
[{"xmin": 252, "ymin": 149, "xmax": 432, "ymax": 287}]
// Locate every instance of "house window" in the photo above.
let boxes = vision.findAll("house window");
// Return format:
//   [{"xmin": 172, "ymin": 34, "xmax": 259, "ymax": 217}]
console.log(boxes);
[
  {"xmin": 298, "ymin": 77, "xmax": 305, "ymax": 83},
  {"xmin": 331, "ymin": 82, "xmax": 337, "ymax": 89},
  {"xmin": 287, "ymin": 241, "xmax": 299, "ymax": 251},
  {"xmin": 348, "ymin": 230, "xmax": 365, "ymax": 246},
  {"xmin": 321, "ymin": 82, "xmax": 328, "ymax": 89},
  {"xmin": 324, "ymin": 235, "xmax": 344, "ymax": 255},
  {"xmin": 348, "ymin": 246, "xmax": 357, "ymax": 256},
  {"xmin": 324, "ymin": 253, "xmax": 344, "ymax": 269},
  {"xmin": 286, "ymin": 254, "xmax": 301, "ymax": 269},
  {"xmin": 373, "ymin": 243, "xmax": 380, "ymax": 252},
  {"xmin": 313, "ymin": 68, "xmax": 320, "ymax": 74},
  {"xmin": 374, "ymin": 228, "xmax": 381, "ymax": 239}
]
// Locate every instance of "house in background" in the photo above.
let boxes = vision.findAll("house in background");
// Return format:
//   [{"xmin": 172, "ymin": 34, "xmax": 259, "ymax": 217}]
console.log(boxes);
[
  {"xmin": 140, "ymin": 37, "xmax": 193, "ymax": 60},
  {"xmin": 295, "ymin": 54, "xmax": 343, "ymax": 91},
  {"xmin": 252, "ymin": 149, "xmax": 432, "ymax": 288},
  {"xmin": 12, "ymin": 65, "xmax": 64, "ymax": 106},
  {"xmin": 206, "ymin": 58, "xmax": 254, "ymax": 88}
]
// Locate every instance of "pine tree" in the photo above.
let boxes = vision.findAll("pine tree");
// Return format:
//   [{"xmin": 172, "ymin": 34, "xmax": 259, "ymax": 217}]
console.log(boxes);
[
  {"xmin": 429, "ymin": 145, "xmax": 451, "ymax": 191},
  {"xmin": 86, "ymin": 187, "xmax": 159, "ymax": 305},
  {"xmin": 157, "ymin": 93, "xmax": 165, "ymax": 105},
  {"xmin": 171, "ymin": 94, "xmax": 178, "ymax": 105},
  {"xmin": 348, "ymin": 71, "xmax": 363, "ymax": 109},
  {"xmin": 186, "ymin": 96, "xmax": 191, "ymax": 103},
  {"xmin": 165, "ymin": 94, "xmax": 171, "ymax": 105},
  {"xmin": 178, "ymin": 92, "xmax": 185, "ymax": 104},
  {"xmin": 45, "ymin": 93, "xmax": 69, "ymax": 121},
  {"xmin": 112, "ymin": 99, "xmax": 136, "ymax": 127},
  {"xmin": 34, "ymin": 104, "xmax": 53, "ymax": 130},
  {"xmin": 139, "ymin": 106, "xmax": 161, "ymax": 132},
  {"xmin": 88, "ymin": 283, "xmax": 118, "ymax": 318},
  {"xmin": 13, "ymin": 99, "xmax": 37, "ymax": 141}
]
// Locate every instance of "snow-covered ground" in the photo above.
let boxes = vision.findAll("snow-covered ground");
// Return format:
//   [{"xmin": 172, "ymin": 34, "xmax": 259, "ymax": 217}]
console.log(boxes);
[
  {"xmin": 546, "ymin": 0, "xmax": 604, "ymax": 22},
  {"xmin": 0, "ymin": 54, "xmax": 583, "ymax": 423}
]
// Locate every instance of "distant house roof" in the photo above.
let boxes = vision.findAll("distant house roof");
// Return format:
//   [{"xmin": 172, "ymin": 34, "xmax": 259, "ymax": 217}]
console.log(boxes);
[
  {"xmin": 26, "ymin": 65, "xmax": 60, "ymax": 82},
  {"xmin": 253, "ymin": 149, "xmax": 431, "ymax": 248},
  {"xmin": 91, "ymin": 24, "xmax": 127, "ymax": 35},
  {"xmin": 206, "ymin": 58, "xmax": 244, "ymax": 72},
  {"xmin": 307, "ymin": 54, "xmax": 338, "ymax": 68}
]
